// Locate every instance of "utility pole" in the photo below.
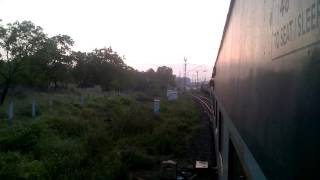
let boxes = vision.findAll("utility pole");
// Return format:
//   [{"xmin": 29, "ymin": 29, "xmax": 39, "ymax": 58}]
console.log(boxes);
[
  {"xmin": 196, "ymin": 70, "xmax": 199, "ymax": 89},
  {"xmin": 184, "ymin": 57, "xmax": 187, "ymax": 92}
]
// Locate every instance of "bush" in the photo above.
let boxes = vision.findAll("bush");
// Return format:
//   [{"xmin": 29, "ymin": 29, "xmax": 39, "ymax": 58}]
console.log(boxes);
[
  {"xmin": 36, "ymin": 136, "xmax": 85, "ymax": 179},
  {"xmin": 0, "ymin": 123, "xmax": 42, "ymax": 152},
  {"xmin": 0, "ymin": 152, "xmax": 46, "ymax": 179},
  {"xmin": 0, "ymin": 93, "xmax": 200, "ymax": 179}
]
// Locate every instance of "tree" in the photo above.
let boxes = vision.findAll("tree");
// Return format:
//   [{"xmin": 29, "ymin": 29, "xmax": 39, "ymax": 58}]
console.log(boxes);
[
  {"xmin": 44, "ymin": 35, "xmax": 74, "ymax": 88},
  {"xmin": 0, "ymin": 20, "xmax": 177, "ymax": 98},
  {"xmin": 0, "ymin": 21, "xmax": 46, "ymax": 104},
  {"xmin": 156, "ymin": 66, "xmax": 175, "ymax": 88},
  {"xmin": 72, "ymin": 47, "xmax": 130, "ymax": 90}
]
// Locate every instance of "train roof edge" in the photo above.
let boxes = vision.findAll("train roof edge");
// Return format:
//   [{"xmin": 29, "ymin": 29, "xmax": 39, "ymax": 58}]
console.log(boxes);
[{"xmin": 212, "ymin": 0, "xmax": 235, "ymax": 78}]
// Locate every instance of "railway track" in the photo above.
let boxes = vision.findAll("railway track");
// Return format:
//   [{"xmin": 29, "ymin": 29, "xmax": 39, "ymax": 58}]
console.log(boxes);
[
  {"xmin": 191, "ymin": 94, "xmax": 213, "ymax": 117},
  {"xmin": 193, "ymin": 87, "xmax": 267, "ymax": 180},
  {"xmin": 190, "ymin": 93, "xmax": 221, "ymax": 180}
]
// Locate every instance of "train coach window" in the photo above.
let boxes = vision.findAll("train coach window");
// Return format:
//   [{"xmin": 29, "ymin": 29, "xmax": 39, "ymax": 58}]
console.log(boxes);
[
  {"xmin": 215, "ymin": 101, "xmax": 218, "ymax": 123},
  {"xmin": 214, "ymin": 105, "xmax": 217, "ymax": 128},
  {"xmin": 228, "ymin": 140, "xmax": 247, "ymax": 180},
  {"xmin": 218, "ymin": 110, "xmax": 223, "ymax": 153}
]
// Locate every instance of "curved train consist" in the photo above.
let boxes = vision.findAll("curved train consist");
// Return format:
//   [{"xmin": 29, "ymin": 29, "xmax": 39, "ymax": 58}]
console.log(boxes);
[{"xmin": 211, "ymin": 0, "xmax": 320, "ymax": 179}]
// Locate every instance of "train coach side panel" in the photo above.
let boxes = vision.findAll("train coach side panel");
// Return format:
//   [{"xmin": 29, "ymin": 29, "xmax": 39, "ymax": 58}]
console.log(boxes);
[{"xmin": 214, "ymin": 0, "xmax": 320, "ymax": 179}]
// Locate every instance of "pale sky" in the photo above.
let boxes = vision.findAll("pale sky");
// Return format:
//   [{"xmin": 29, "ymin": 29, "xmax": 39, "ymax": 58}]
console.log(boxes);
[{"xmin": 0, "ymin": 0, "xmax": 230, "ymax": 80}]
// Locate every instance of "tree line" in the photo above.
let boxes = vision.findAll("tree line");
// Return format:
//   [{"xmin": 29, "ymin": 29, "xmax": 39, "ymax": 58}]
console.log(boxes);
[{"xmin": 0, "ymin": 20, "xmax": 175, "ymax": 105}]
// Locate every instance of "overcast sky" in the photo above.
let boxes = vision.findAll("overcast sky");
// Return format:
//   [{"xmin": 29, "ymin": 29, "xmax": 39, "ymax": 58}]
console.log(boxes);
[{"xmin": 0, "ymin": 0, "xmax": 230, "ymax": 80}]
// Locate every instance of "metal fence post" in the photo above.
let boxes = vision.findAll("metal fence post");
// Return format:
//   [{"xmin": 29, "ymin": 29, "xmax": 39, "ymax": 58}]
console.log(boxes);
[
  {"xmin": 154, "ymin": 99, "xmax": 160, "ymax": 113},
  {"xmin": 8, "ymin": 100, "xmax": 13, "ymax": 126},
  {"xmin": 80, "ymin": 96, "xmax": 84, "ymax": 106}
]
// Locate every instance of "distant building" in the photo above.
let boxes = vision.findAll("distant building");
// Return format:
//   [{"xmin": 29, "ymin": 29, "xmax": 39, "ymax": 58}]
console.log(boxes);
[
  {"xmin": 175, "ymin": 77, "xmax": 191, "ymax": 91},
  {"xmin": 166, "ymin": 89, "xmax": 178, "ymax": 101}
]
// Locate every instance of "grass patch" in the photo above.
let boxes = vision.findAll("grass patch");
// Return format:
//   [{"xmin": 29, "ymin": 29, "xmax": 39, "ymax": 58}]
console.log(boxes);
[{"xmin": 0, "ymin": 92, "xmax": 199, "ymax": 179}]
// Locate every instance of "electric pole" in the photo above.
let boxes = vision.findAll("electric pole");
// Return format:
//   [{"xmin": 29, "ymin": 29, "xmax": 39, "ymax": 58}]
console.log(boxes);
[
  {"xmin": 203, "ymin": 70, "xmax": 207, "ymax": 83},
  {"xmin": 184, "ymin": 57, "xmax": 187, "ymax": 92},
  {"xmin": 196, "ymin": 70, "xmax": 199, "ymax": 89}
]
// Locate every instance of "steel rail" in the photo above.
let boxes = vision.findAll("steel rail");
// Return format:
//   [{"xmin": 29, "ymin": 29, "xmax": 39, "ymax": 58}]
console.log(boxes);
[
  {"xmin": 190, "ymin": 94, "xmax": 213, "ymax": 115},
  {"xmin": 190, "ymin": 93, "xmax": 222, "ymax": 174}
]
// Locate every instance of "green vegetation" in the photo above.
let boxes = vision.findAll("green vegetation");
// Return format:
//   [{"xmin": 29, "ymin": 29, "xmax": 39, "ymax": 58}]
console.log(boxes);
[
  {"xmin": 0, "ymin": 20, "xmax": 175, "ymax": 104},
  {"xmin": 0, "ymin": 19, "xmax": 193, "ymax": 179},
  {"xmin": 0, "ymin": 92, "xmax": 199, "ymax": 179}
]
